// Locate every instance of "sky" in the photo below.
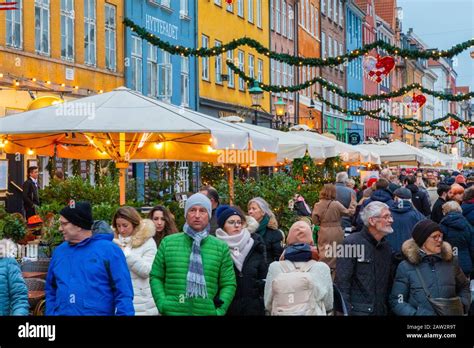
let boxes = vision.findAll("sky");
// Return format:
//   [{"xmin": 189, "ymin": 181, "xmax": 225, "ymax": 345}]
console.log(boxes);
[{"xmin": 397, "ymin": 0, "xmax": 474, "ymax": 90}]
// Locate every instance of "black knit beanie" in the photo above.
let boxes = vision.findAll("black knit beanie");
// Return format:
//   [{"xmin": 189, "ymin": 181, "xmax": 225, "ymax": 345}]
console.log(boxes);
[
  {"xmin": 60, "ymin": 201, "xmax": 94, "ymax": 230},
  {"xmin": 412, "ymin": 220, "xmax": 442, "ymax": 247}
]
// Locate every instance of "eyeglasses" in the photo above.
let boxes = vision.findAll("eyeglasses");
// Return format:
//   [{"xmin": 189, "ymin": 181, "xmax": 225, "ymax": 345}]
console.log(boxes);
[
  {"xmin": 226, "ymin": 220, "xmax": 242, "ymax": 226},
  {"xmin": 59, "ymin": 221, "xmax": 71, "ymax": 227},
  {"xmin": 430, "ymin": 234, "xmax": 443, "ymax": 241},
  {"xmin": 375, "ymin": 214, "xmax": 393, "ymax": 221}
]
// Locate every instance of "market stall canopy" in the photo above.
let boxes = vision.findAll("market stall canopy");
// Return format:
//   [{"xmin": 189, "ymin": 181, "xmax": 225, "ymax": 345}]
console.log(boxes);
[
  {"xmin": 0, "ymin": 87, "xmax": 278, "ymax": 165},
  {"xmin": 419, "ymin": 148, "xmax": 461, "ymax": 170},
  {"xmin": 220, "ymin": 120, "xmax": 336, "ymax": 162},
  {"xmin": 356, "ymin": 140, "xmax": 439, "ymax": 166},
  {"xmin": 288, "ymin": 127, "xmax": 381, "ymax": 165}
]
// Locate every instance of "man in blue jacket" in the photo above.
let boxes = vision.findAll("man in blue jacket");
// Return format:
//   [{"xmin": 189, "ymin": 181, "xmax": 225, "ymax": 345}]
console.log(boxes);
[{"xmin": 45, "ymin": 201, "xmax": 134, "ymax": 316}]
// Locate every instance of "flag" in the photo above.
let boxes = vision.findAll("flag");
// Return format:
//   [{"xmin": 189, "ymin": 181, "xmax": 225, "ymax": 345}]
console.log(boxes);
[{"xmin": 0, "ymin": 2, "xmax": 17, "ymax": 10}]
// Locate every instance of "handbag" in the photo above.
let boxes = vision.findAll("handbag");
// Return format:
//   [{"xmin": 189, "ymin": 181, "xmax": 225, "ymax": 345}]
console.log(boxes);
[{"xmin": 415, "ymin": 267, "xmax": 464, "ymax": 316}]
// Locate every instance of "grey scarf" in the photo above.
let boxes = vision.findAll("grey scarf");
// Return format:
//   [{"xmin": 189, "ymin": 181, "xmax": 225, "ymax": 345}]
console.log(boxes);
[{"xmin": 184, "ymin": 223, "xmax": 209, "ymax": 299}]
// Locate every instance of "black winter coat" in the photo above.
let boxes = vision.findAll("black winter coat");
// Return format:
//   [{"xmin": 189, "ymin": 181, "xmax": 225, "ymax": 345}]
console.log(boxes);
[
  {"xmin": 258, "ymin": 227, "xmax": 284, "ymax": 266},
  {"xmin": 389, "ymin": 239, "xmax": 471, "ymax": 316},
  {"xmin": 431, "ymin": 197, "xmax": 446, "ymax": 224},
  {"xmin": 227, "ymin": 234, "xmax": 268, "ymax": 316},
  {"xmin": 335, "ymin": 227, "xmax": 393, "ymax": 315},
  {"xmin": 406, "ymin": 184, "xmax": 431, "ymax": 216},
  {"xmin": 22, "ymin": 178, "xmax": 39, "ymax": 219}
]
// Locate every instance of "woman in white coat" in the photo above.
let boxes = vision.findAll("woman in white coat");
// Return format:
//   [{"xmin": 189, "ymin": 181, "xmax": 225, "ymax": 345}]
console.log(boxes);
[{"xmin": 112, "ymin": 206, "xmax": 158, "ymax": 315}]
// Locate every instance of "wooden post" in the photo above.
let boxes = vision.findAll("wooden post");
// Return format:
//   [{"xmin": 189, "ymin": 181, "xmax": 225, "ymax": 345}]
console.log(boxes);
[
  {"xmin": 228, "ymin": 165, "xmax": 235, "ymax": 205},
  {"xmin": 116, "ymin": 162, "xmax": 129, "ymax": 206}
]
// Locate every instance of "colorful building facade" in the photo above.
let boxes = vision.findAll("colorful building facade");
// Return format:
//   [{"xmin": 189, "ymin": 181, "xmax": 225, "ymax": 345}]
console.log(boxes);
[
  {"xmin": 198, "ymin": 0, "xmax": 271, "ymax": 125},
  {"xmin": 320, "ymin": 0, "xmax": 347, "ymax": 142}
]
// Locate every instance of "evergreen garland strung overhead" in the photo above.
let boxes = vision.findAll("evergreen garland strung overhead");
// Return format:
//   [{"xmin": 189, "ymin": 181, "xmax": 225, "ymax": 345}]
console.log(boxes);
[
  {"xmin": 225, "ymin": 61, "xmax": 473, "ymax": 101},
  {"xmin": 123, "ymin": 18, "xmax": 474, "ymax": 67}
]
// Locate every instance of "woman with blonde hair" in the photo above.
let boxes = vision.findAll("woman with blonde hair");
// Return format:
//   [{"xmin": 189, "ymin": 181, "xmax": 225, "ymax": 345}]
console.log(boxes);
[
  {"xmin": 248, "ymin": 197, "xmax": 284, "ymax": 265},
  {"xmin": 312, "ymin": 184, "xmax": 355, "ymax": 273},
  {"xmin": 113, "ymin": 206, "xmax": 158, "ymax": 315}
]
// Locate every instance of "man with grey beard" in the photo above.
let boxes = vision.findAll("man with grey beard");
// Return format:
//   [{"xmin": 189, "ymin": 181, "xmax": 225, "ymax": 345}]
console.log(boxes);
[{"xmin": 335, "ymin": 201, "xmax": 393, "ymax": 316}]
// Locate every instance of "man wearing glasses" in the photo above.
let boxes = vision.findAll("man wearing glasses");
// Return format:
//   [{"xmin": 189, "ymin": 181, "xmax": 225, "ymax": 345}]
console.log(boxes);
[
  {"xmin": 335, "ymin": 201, "xmax": 394, "ymax": 316},
  {"xmin": 45, "ymin": 201, "xmax": 134, "ymax": 316}
]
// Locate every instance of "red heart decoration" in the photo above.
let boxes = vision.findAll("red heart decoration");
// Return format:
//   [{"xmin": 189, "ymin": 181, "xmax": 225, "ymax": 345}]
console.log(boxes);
[
  {"xmin": 412, "ymin": 94, "xmax": 426, "ymax": 108},
  {"xmin": 375, "ymin": 71, "xmax": 382, "ymax": 76},
  {"xmin": 468, "ymin": 127, "xmax": 474, "ymax": 137},
  {"xmin": 368, "ymin": 71, "xmax": 375, "ymax": 76},
  {"xmin": 450, "ymin": 120, "xmax": 460, "ymax": 132},
  {"xmin": 225, "ymin": 0, "xmax": 233, "ymax": 4},
  {"xmin": 375, "ymin": 56, "xmax": 395, "ymax": 75}
]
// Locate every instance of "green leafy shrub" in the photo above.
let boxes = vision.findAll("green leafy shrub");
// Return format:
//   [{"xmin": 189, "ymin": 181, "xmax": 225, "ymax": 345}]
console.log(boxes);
[{"xmin": 1, "ymin": 213, "xmax": 27, "ymax": 243}]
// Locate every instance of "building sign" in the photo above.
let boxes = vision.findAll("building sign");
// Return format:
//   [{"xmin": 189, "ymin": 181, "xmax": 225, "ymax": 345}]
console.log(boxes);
[
  {"xmin": 65, "ymin": 68, "xmax": 74, "ymax": 81},
  {"xmin": 348, "ymin": 132, "xmax": 361, "ymax": 145},
  {"xmin": 145, "ymin": 15, "xmax": 178, "ymax": 40}
]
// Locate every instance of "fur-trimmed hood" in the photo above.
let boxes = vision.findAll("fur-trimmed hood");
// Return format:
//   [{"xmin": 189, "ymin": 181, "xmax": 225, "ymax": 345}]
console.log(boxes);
[
  {"xmin": 245, "ymin": 215, "xmax": 259, "ymax": 233},
  {"xmin": 401, "ymin": 238, "xmax": 453, "ymax": 265},
  {"xmin": 268, "ymin": 215, "xmax": 279, "ymax": 230},
  {"xmin": 114, "ymin": 219, "xmax": 156, "ymax": 249}
]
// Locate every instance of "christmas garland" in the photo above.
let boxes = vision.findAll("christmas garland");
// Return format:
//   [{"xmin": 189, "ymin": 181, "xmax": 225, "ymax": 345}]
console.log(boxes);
[
  {"xmin": 225, "ymin": 61, "xmax": 472, "ymax": 101},
  {"xmin": 124, "ymin": 18, "xmax": 474, "ymax": 67}
]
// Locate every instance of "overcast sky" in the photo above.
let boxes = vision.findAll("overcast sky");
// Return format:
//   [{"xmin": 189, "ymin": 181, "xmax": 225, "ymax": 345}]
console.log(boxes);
[{"xmin": 397, "ymin": 0, "xmax": 474, "ymax": 90}]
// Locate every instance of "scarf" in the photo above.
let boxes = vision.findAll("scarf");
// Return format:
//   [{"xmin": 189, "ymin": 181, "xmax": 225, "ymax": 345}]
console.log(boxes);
[
  {"xmin": 184, "ymin": 223, "xmax": 209, "ymax": 299},
  {"xmin": 118, "ymin": 234, "xmax": 132, "ymax": 248},
  {"xmin": 280, "ymin": 243, "xmax": 313, "ymax": 262},
  {"xmin": 255, "ymin": 215, "xmax": 270, "ymax": 238},
  {"xmin": 215, "ymin": 228, "xmax": 254, "ymax": 272}
]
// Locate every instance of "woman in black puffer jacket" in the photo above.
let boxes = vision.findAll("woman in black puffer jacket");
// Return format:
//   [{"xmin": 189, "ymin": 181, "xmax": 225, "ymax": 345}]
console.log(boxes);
[
  {"xmin": 390, "ymin": 220, "xmax": 471, "ymax": 316},
  {"xmin": 215, "ymin": 206, "xmax": 268, "ymax": 316}
]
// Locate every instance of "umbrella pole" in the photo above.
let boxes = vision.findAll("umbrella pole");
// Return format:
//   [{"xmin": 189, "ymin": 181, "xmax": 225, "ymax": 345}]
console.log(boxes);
[
  {"xmin": 116, "ymin": 162, "xmax": 129, "ymax": 206},
  {"xmin": 228, "ymin": 165, "xmax": 235, "ymax": 205}
]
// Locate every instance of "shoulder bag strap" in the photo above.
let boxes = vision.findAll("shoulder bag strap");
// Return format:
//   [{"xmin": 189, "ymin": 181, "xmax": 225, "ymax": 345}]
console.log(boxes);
[
  {"xmin": 415, "ymin": 266, "xmax": 432, "ymax": 299},
  {"xmin": 319, "ymin": 200, "xmax": 333, "ymax": 225}
]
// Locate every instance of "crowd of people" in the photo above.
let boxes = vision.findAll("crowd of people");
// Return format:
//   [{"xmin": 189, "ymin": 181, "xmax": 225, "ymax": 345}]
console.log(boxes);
[{"xmin": 0, "ymin": 169, "xmax": 473, "ymax": 316}]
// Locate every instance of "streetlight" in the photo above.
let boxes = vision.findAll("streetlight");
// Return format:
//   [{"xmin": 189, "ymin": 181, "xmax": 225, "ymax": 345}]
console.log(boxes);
[
  {"xmin": 249, "ymin": 81, "xmax": 264, "ymax": 125},
  {"xmin": 274, "ymin": 98, "xmax": 287, "ymax": 129}
]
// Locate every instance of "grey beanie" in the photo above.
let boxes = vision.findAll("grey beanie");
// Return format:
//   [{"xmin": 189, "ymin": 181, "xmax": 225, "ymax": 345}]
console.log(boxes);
[{"xmin": 185, "ymin": 193, "xmax": 212, "ymax": 218}]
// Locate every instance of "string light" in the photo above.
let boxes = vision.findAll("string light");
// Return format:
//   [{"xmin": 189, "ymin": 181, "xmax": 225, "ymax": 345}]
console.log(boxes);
[
  {"xmin": 27, "ymin": 149, "xmax": 34, "ymax": 155},
  {"xmin": 155, "ymin": 142, "xmax": 163, "ymax": 150}
]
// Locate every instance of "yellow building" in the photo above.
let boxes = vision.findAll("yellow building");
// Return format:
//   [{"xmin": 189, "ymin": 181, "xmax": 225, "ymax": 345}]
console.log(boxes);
[
  {"xmin": 198, "ymin": 0, "xmax": 271, "ymax": 124},
  {"xmin": 0, "ymin": 0, "xmax": 124, "ymax": 116}
]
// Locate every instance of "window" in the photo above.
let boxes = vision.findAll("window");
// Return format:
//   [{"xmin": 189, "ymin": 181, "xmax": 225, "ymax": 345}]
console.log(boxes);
[
  {"xmin": 339, "ymin": 43, "xmax": 343, "ymax": 71},
  {"xmin": 248, "ymin": 54, "xmax": 255, "ymax": 79},
  {"xmin": 333, "ymin": 37, "xmax": 337, "ymax": 60},
  {"xmin": 288, "ymin": 65, "xmax": 294, "ymax": 100},
  {"xmin": 321, "ymin": 0, "xmax": 325, "ymax": 15},
  {"xmin": 339, "ymin": 0, "xmax": 343, "ymax": 26},
  {"xmin": 201, "ymin": 35, "xmax": 209, "ymax": 81},
  {"xmin": 275, "ymin": 0, "xmax": 280, "ymax": 33},
  {"xmin": 271, "ymin": 59, "xmax": 275, "ymax": 84},
  {"xmin": 300, "ymin": 0, "xmax": 304, "ymax": 26},
  {"xmin": 6, "ymin": 0, "xmax": 22, "ymax": 49},
  {"xmin": 310, "ymin": 5, "xmax": 314, "ymax": 34},
  {"xmin": 214, "ymin": 0, "xmax": 221, "ymax": 5},
  {"xmin": 327, "ymin": 0, "xmax": 331, "ymax": 19},
  {"xmin": 161, "ymin": 0, "xmax": 171, "ymax": 7},
  {"xmin": 181, "ymin": 57, "xmax": 189, "ymax": 106},
  {"xmin": 105, "ymin": 3, "xmax": 116, "ymax": 71},
  {"xmin": 227, "ymin": 50, "xmax": 235, "ymax": 87},
  {"xmin": 84, "ymin": 0, "xmax": 96, "ymax": 65},
  {"xmin": 315, "ymin": 9, "xmax": 319, "ymax": 39},
  {"xmin": 180, "ymin": 0, "xmax": 189, "ymax": 17},
  {"xmin": 131, "ymin": 36, "xmax": 142, "ymax": 92},
  {"xmin": 333, "ymin": 0, "xmax": 337, "ymax": 22},
  {"xmin": 270, "ymin": 0, "xmax": 274, "ymax": 30},
  {"xmin": 215, "ymin": 40, "xmax": 223, "ymax": 84},
  {"xmin": 35, "ymin": 0, "xmax": 50, "ymax": 55},
  {"xmin": 302, "ymin": 66, "xmax": 306, "ymax": 96},
  {"xmin": 321, "ymin": 32, "xmax": 326, "ymax": 58},
  {"xmin": 276, "ymin": 60, "xmax": 281, "ymax": 86},
  {"xmin": 288, "ymin": 5, "xmax": 293, "ymax": 39},
  {"xmin": 328, "ymin": 35, "xmax": 332, "ymax": 58},
  {"xmin": 147, "ymin": 43, "xmax": 158, "ymax": 97},
  {"xmin": 248, "ymin": 0, "xmax": 253, "ymax": 23},
  {"xmin": 256, "ymin": 0, "xmax": 262, "ymax": 28},
  {"xmin": 257, "ymin": 59, "xmax": 263, "ymax": 82},
  {"xmin": 227, "ymin": 0, "xmax": 233, "ymax": 12},
  {"xmin": 60, "ymin": 0, "xmax": 74, "ymax": 60},
  {"xmin": 238, "ymin": 0, "xmax": 244, "ymax": 17},
  {"xmin": 238, "ymin": 50, "xmax": 245, "ymax": 90},
  {"xmin": 281, "ymin": 1, "xmax": 286, "ymax": 36},
  {"xmin": 159, "ymin": 50, "xmax": 172, "ymax": 101}
]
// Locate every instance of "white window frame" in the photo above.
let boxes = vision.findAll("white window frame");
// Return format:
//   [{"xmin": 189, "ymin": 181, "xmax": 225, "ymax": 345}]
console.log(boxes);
[
  {"xmin": 310, "ymin": 4, "xmax": 314, "ymax": 35},
  {"xmin": 302, "ymin": 65, "xmax": 306, "ymax": 96},
  {"xmin": 180, "ymin": 0, "xmax": 189, "ymax": 17},
  {"xmin": 227, "ymin": 50, "xmax": 235, "ymax": 87},
  {"xmin": 215, "ymin": 40, "xmax": 223, "ymax": 84},
  {"xmin": 339, "ymin": 42, "xmax": 343, "ymax": 71},
  {"xmin": 333, "ymin": 0, "xmax": 337, "ymax": 22},
  {"xmin": 248, "ymin": 0, "xmax": 254, "ymax": 23},
  {"xmin": 181, "ymin": 56, "xmax": 190, "ymax": 107},
  {"xmin": 35, "ymin": 0, "xmax": 50, "ymax": 56},
  {"xmin": 257, "ymin": 59, "xmax": 263, "ymax": 82},
  {"xmin": 227, "ymin": 0, "xmax": 233, "ymax": 12},
  {"xmin": 328, "ymin": 35, "xmax": 332, "ymax": 59},
  {"xmin": 105, "ymin": 3, "xmax": 116, "ymax": 71},
  {"xmin": 238, "ymin": 50, "xmax": 245, "ymax": 91},
  {"xmin": 339, "ymin": 0, "xmax": 343, "ymax": 26},
  {"xmin": 84, "ymin": 0, "xmax": 96, "ymax": 66},
  {"xmin": 270, "ymin": 0, "xmax": 274, "ymax": 30},
  {"xmin": 201, "ymin": 35, "xmax": 209, "ymax": 81},
  {"xmin": 161, "ymin": 0, "xmax": 171, "ymax": 7},
  {"xmin": 288, "ymin": 65, "xmax": 294, "ymax": 100},
  {"xmin": 300, "ymin": 0, "xmax": 304, "ymax": 26},
  {"xmin": 327, "ymin": 0, "xmax": 332, "ymax": 19},
  {"xmin": 275, "ymin": 0, "xmax": 280, "ymax": 33},
  {"xmin": 238, "ymin": 0, "xmax": 244, "ymax": 17},
  {"xmin": 248, "ymin": 54, "xmax": 255, "ymax": 79},
  {"xmin": 321, "ymin": 0, "xmax": 325, "ymax": 15},
  {"xmin": 158, "ymin": 49, "xmax": 172, "ymax": 102},
  {"xmin": 6, "ymin": 0, "xmax": 23, "ymax": 49},
  {"xmin": 60, "ymin": 0, "xmax": 74, "ymax": 61},
  {"xmin": 321, "ymin": 31, "xmax": 326, "ymax": 58},
  {"xmin": 315, "ymin": 8, "xmax": 319, "ymax": 39},
  {"xmin": 305, "ymin": 0, "xmax": 309, "ymax": 30},
  {"xmin": 256, "ymin": 0, "xmax": 262, "ymax": 28},
  {"xmin": 288, "ymin": 4, "xmax": 293, "ymax": 39},
  {"xmin": 147, "ymin": 42, "xmax": 158, "ymax": 97},
  {"xmin": 131, "ymin": 36, "xmax": 143, "ymax": 93},
  {"xmin": 281, "ymin": 1, "xmax": 286, "ymax": 36}
]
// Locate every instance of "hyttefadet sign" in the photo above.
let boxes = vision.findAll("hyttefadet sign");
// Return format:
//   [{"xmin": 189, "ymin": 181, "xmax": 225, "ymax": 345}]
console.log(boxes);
[{"xmin": 18, "ymin": 323, "xmax": 56, "ymax": 342}]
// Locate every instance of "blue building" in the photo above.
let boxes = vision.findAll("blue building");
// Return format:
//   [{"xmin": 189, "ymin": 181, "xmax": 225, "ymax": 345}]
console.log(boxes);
[
  {"xmin": 345, "ymin": 0, "xmax": 364, "ymax": 145},
  {"xmin": 125, "ymin": 0, "xmax": 197, "ymax": 200}
]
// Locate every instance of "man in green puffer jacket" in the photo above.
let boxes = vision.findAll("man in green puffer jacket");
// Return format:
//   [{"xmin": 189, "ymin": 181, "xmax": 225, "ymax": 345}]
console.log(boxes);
[{"xmin": 150, "ymin": 193, "xmax": 236, "ymax": 316}]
